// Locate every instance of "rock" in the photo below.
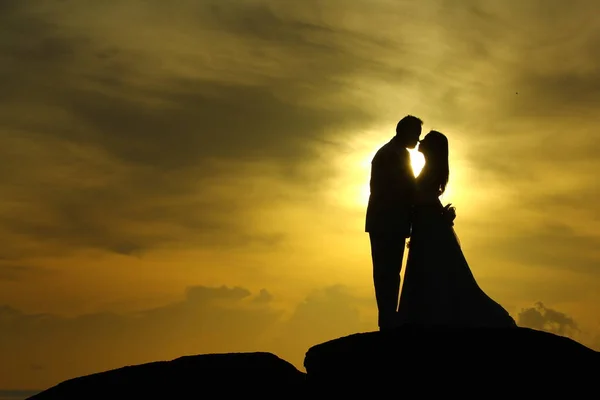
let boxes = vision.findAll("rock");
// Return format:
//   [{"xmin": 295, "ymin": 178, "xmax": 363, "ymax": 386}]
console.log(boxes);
[
  {"xmin": 304, "ymin": 326, "xmax": 598, "ymax": 395},
  {"xmin": 27, "ymin": 327, "xmax": 599, "ymax": 398},
  {"xmin": 28, "ymin": 352, "xmax": 306, "ymax": 399}
]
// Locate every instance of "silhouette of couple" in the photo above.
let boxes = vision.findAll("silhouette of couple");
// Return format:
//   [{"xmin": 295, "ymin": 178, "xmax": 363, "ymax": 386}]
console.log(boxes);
[{"xmin": 366, "ymin": 115, "xmax": 517, "ymax": 331}]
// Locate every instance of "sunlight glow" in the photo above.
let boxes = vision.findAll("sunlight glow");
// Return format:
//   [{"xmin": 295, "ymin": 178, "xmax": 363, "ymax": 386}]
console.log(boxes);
[
  {"xmin": 328, "ymin": 129, "xmax": 463, "ymax": 212},
  {"xmin": 408, "ymin": 148, "xmax": 425, "ymax": 177}
]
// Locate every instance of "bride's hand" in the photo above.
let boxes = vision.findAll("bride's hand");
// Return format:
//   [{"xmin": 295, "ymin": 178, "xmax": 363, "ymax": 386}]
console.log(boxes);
[{"xmin": 443, "ymin": 203, "xmax": 456, "ymax": 224}]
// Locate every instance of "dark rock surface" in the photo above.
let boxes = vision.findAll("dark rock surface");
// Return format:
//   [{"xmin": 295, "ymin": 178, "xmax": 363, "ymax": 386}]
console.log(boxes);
[
  {"xmin": 305, "ymin": 326, "xmax": 599, "ymax": 395},
  {"xmin": 28, "ymin": 327, "xmax": 599, "ymax": 398},
  {"xmin": 27, "ymin": 352, "xmax": 306, "ymax": 399}
]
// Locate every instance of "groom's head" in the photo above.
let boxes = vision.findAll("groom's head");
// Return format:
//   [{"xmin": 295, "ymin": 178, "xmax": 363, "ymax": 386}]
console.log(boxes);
[{"xmin": 395, "ymin": 115, "xmax": 422, "ymax": 149}]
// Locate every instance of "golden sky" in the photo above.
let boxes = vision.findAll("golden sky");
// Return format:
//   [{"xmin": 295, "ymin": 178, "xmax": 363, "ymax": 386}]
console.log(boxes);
[{"xmin": 1, "ymin": 0, "xmax": 600, "ymax": 391}]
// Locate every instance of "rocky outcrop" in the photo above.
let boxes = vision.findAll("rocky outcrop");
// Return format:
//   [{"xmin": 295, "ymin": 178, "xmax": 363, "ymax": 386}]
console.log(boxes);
[
  {"xmin": 27, "ymin": 352, "xmax": 306, "ymax": 399},
  {"xmin": 28, "ymin": 327, "xmax": 598, "ymax": 399},
  {"xmin": 304, "ymin": 326, "xmax": 599, "ymax": 395}
]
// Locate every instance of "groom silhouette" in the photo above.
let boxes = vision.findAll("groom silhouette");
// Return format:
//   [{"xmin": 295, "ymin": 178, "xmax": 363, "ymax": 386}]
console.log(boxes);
[{"xmin": 366, "ymin": 115, "xmax": 422, "ymax": 330}]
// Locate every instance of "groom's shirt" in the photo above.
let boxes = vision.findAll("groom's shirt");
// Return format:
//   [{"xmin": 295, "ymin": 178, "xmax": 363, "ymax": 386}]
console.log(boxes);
[{"xmin": 365, "ymin": 137, "xmax": 415, "ymax": 236}]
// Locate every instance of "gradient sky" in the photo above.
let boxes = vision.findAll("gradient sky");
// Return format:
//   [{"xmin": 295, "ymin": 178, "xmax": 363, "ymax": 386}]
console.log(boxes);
[{"xmin": 2, "ymin": 0, "xmax": 600, "ymax": 391}]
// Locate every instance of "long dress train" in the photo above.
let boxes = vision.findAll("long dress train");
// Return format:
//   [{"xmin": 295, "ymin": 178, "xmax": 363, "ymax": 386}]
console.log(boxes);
[{"xmin": 397, "ymin": 202, "xmax": 517, "ymax": 328}]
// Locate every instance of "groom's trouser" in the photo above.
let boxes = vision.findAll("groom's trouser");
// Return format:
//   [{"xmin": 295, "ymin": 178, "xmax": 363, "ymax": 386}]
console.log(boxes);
[{"xmin": 369, "ymin": 232, "xmax": 406, "ymax": 330}]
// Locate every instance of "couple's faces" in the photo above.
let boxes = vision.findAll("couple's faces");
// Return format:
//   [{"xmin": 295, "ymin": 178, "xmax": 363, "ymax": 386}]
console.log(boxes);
[{"xmin": 418, "ymin": 134, "xmax": 436, "ymax": 155}]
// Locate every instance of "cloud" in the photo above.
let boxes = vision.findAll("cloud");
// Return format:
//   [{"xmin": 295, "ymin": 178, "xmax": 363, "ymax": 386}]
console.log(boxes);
[
  {"xmin": 488, "ymin": 222, "xmax": 600, "ymax": 275},
  {"xmin": 0, "ymin": 390, "xmax": 41, "ymax": 400},
  {"xmin": 517, "ymin": 302, "xmax": 579, "ymax": 337},
  {"xmin": 0, "ymin": 284, "xmax": 374, "ymax": 390},
  {"xmin": 516, "ymin": 302, "xmax": 600, "ymax": 352},
  {"xmin": 0, "ymin": 264, "xmax": 42, "ymax": 282}
]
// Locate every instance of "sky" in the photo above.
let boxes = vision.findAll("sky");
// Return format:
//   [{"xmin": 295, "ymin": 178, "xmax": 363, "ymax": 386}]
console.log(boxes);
[{"xmin": 1, "ymin": 0, "xmax": 600, "ymax": 392}]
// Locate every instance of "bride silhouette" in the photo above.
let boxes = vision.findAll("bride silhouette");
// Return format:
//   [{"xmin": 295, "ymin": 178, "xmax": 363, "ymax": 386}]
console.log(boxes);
[{"xmin": 397, "ymin": 131, "xmax": 517, "ymax": 328}]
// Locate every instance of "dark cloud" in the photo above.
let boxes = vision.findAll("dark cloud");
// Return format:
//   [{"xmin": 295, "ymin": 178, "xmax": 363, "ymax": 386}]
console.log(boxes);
[
  {"xmin": 513, "ymin": 70, "xmax": 600, "ymax": 117},
  {"xmin": 0, "ymin": 0, "xmax": 387, "ymax": 168},
  {"xmin": 488, "ymin": 222, "xmax": 600, "ymax": 274},
  {"xmin": 0, "ymin": 264, "xmax": 46, "ymax": 282},
  {"xmin": 0, "ymin": 390, "xmax": 42, "ymax": 400},
  {"xmin": 62, "ymin": 79, "xmax": 373, "ymax": 169},
  {"xmin": 0, "ymin": 284, "xmax": 373, "ymax": 389},
  {"xmin": 203, "ymin": 1, "xmax": 339, "ymax": 48},
  {"xmin": 518, "ymin": 302, "xmax": 579, "ymax": 337},
  {"xmin": 253, "ymin": 288, "xmax": 274, "ymax": 304},
  {"xmin": 0, "ymin": 0, "xmax": 398, "ymax": 257}
]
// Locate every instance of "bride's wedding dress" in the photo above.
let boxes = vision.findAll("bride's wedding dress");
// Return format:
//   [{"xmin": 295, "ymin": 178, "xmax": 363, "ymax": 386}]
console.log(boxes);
[{"xmin": 397, "ymin": 183, "xmax": 516, "ymax": 328}]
